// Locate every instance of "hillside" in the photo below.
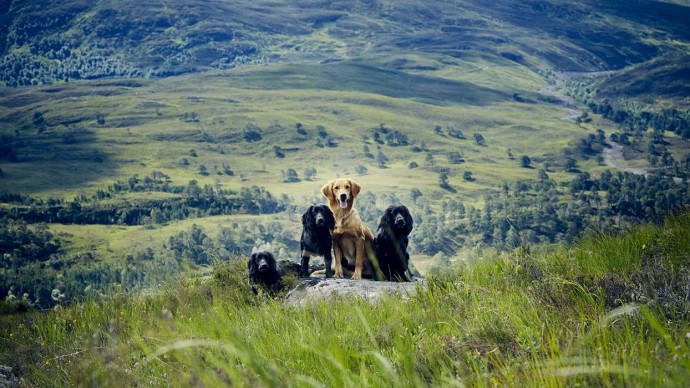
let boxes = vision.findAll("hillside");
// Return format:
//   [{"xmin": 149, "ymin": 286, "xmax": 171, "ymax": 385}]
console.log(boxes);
[
  {"xmin": 1, "ymin": 212, "xmax": 689, "ymax": 385},
  {"xmin": 2, "ymin": 0, "xmax": 690, "ymax": 87},
  {"xmin": 0, "ymin": 0, "xmax": 689, "ymax": 315}
]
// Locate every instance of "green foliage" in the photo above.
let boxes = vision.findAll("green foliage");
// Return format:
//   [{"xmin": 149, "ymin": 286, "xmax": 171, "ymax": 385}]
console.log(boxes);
[
  {"xmin": 282, "ymin": 168, "xmax": 300, "ymax": 183},
  {"xmin": 447, "ymin": 151, "xmax": 464, "ymax": 164},
  {"xmin": 473, "ymin": 133, "xmax": 486, "ymax": 146},
  {"xmin": 167, "ymin": 225, "xmax": 215, "ymax": 265},
  {"xmin": 0, "ymin": 219, "xmax": 61, "ymax": 266},
  {"xmin": 447, "ymin": 127, "xmax": 465, "ymax": 140},
  {"xmin": 303, "ymin": 167, "xmax": 317, "ymax": 181},
  {"xmin": 0, "ymin": 176, "xmax": 286, "ymax": 226},
  {"xmin": 273, "ymin": 145, "xmax": 285, "ymax": 158},
  {"xmin": 376, "ymin": 151, "xmax": 388, "ymax": 168},
  {"xmin": 243, "ymin": 124, "xmax": 263, "ymax": 142},
  {"xmin": 373, "ymin": 124, "xmax": 409, "ymax": 147}
]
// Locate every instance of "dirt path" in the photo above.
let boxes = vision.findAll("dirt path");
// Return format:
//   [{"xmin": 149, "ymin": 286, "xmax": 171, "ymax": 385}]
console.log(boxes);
[
  {"xmin": 602, "ymin": 143, "xmax": 649, "ymax": 175},
  {"xmin": 538, "ymin": 70, "xmax": 616, "ymax": 122},
  {"xmin": 603, "ymin": 143, "xmax": 682, "ymax": 182},
  {"xmin": 541, "ymin": 70, "xmax": 683, "ymax": 183}
]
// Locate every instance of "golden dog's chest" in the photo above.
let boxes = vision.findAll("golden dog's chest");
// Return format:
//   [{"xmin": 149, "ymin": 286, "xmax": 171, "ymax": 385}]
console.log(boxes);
[{"xmin": 334, "ymin": 236, "xmax": 357, "ymax": 264}]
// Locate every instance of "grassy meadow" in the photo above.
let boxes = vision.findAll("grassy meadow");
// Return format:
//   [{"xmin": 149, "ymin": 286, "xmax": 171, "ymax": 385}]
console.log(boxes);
[
  {"xmin": 1, "ymin": 212, "xmax": 689, "ymax": 386},
  {"xmin": 0, "ymin": 61, "xmax": 579, "ymax": 201}
]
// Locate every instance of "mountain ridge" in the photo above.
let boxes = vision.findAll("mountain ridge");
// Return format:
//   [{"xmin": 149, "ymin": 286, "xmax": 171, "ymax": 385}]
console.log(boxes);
[{"xmin": 2, "ymin": 0, "xmax": 690, "ymax": 88}]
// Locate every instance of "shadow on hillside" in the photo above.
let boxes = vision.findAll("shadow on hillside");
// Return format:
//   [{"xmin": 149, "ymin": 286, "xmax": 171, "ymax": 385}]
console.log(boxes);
[
  {"xmin": 441, "ymin": 184, "xmax": 457, "ymax": 193},
  {"xmin": 221, "ymin": 63, "xmax": 510, "ymax": 106}
]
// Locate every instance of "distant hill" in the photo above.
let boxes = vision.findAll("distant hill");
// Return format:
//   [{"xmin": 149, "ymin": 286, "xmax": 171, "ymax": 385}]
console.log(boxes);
[
  {"xmin": 594, "ymin": 54, "xmax": 690, "ymax": 109},
  {"xmin": 2, "ymin": 0, "xmax": 690, "ymax": 88}
]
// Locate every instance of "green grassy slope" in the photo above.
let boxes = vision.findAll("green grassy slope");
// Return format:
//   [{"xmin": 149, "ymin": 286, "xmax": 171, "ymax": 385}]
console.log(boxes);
[
  {"xmin": 1, "ymin": 212, "xmax": 688, "ymax": 386},
  {"xmin": 0, "ymin": 60, "xmax": 581, "ymax": 200},
  {"xmin": 595, "ymin": 54, "xmax": 690, "ymax": 109},
  {"xmin": 0, "ymin": 57, "xmax": 589, "ymax": 274}
]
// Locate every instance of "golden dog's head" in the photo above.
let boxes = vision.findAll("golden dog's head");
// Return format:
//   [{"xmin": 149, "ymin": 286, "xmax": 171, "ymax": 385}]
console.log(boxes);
[{"xmin": 321, "ymin": 178, "xmax": 361, "ymax": 209}]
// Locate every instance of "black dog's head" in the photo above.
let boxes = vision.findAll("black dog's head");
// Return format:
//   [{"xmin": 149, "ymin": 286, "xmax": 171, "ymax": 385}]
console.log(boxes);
[
  {"xmin": 302, "ymin": 204, "xmax": 335, "ymax": 230},
  {"xmin": 248, "ymin": 251, "xmax": 279, "ymax": 282},
  {"xmin": 381, "ymin": 205, "xmax": 413, "ymax": 236}
]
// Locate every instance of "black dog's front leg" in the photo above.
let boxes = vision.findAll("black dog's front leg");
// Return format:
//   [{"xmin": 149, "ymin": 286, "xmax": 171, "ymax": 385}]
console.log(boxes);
[
  {"xmin": 324, "ymin": 250, "xmax": 334, "ymax": 278},
  {"xmin": 300, "ymin": 253, "xmax": 311, "ymax": 278}
]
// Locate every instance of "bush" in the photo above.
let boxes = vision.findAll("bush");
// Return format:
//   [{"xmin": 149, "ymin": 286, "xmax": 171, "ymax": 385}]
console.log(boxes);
[
  {"xmin": 243, "ymin": 124, "xmax": 262, "ymax": 142},
  {"xmin": 282, "ymin": 168, "xmax": 300, "ymax": 183}
]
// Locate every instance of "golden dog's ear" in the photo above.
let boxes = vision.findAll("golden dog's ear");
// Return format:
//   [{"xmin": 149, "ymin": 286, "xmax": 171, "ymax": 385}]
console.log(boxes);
[
  {"xmin": 321, "ymin": 180, "xmax": 333, "ymax": 199},
  {"xmin": 349, "ymin": 179, "xmax": 361, "ymax": 198}
]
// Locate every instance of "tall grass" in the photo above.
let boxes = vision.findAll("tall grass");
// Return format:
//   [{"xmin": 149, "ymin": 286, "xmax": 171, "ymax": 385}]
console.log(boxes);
[{"xmin": 1, "ymin": 214, "xmax": 689, "ymax": 386}]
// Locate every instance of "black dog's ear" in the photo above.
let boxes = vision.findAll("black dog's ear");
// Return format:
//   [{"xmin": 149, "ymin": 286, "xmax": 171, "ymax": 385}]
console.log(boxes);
[
  {"xmin": 302, "ymin": 206, "xmax": 313, "ymax": 226},
  {"xmin": 248, "ymin": 253, "xmax": 257, "ymax": 276},
  {"xmin": 383, "ymin": 205, "xmax": 396, "ymax": 226},
  {"xmin": 322, "ymin": 205, "xmax": 336, "ymax": 229},
  {"xmin": 401, "ymin": 205, "xmax": 414, "ymax": 235}
]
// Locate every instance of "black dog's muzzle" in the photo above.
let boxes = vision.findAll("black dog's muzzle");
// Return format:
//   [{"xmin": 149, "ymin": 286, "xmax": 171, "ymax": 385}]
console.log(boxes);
[
  {"xmin": 258, "ymin": 258, "xmax": 269, "ymax": 272},
  {"xmin": 315, "ymin": 212, "xmax": 325, "ymax": 226},
  {"xmin": 394, "ymin": 213, "xmax": 406, "ymax": 228}
]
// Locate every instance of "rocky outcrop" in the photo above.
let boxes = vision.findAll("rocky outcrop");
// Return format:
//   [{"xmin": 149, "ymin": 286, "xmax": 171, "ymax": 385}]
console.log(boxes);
[
  {"xmin": 0, "ymin": 365, "xmax": 19, "ymax": 388},
  {"xmin": 284, "ymin": 277, "xmax": 425, "ymax": 306}
]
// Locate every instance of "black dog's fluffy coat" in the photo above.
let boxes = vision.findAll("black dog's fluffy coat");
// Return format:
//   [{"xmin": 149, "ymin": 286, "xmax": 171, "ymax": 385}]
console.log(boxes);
[
  {"xmin": 247, "ymin": 251, "xmax": 300, "ymax": 294},
  {"xmin": 300, "ymin": 204, "xmax": 336, "ymax": 277},
  {"xmin": 374, "ymin": 205, "xmax": 414, "ymax": 281}
]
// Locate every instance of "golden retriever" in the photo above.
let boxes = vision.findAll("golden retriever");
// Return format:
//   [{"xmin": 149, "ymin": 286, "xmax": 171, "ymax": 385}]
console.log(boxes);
[{"xmin": 321, "ymin": 178, "xmax": 380, "ymax": 280}]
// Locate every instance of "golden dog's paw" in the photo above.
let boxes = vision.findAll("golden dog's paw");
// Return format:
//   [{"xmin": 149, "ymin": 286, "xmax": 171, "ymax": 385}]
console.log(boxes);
[
  {"xmin": 351, "ymin": 272, "xmax": 362, "ymax": 280},
  {"xmin": 334, "ymin": 271, "xmax": 344, "ymax": 279}
]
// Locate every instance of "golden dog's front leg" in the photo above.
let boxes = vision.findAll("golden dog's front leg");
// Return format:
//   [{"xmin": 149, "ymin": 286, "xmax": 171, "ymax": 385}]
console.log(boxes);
[
  {"xmin": 352, "ymin": 238, "xmax": 365, "ymax": 280},
  {"xmin": 333, "ymin": 237, "xmax": 344, "ymax": 278}
]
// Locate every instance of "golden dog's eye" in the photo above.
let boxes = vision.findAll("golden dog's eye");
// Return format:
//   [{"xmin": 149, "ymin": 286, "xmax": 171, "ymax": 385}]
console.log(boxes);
[
  {"xmin": 345, "ymin": 185, "xmax": 350, "ymax": 189},
  {"xmin": 334, "ymin": 186, "xmax": 339, "ymax": 190}
]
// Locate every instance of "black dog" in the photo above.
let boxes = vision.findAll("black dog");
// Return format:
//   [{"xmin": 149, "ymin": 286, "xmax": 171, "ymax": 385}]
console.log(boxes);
[
  {"xmin": 247, "ymin": 251, "xmax": 300, "ymax": 294},
  {"xmin": 374, "ymin": 205, "xmax": 414, "ymax": 281},
  {"xmin": 300, "ymin": 204, "xmax": 336, "ymax": 277}
]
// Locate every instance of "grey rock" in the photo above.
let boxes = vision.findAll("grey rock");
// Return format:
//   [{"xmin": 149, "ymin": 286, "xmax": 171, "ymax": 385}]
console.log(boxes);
[
  {"xmin": 0, "ymin": 365, "xmax": 19, "ymax": 388},
  {"xmin": 284, "ymin": 277, "xmax": 424, "ymax": 306}
]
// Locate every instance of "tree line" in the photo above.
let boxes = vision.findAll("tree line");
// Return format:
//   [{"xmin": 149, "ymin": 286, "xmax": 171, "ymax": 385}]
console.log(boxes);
[{"xmin": 0, "ymin": 176, "xmax": 286, "ymax": 226}]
